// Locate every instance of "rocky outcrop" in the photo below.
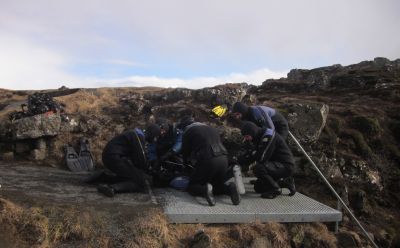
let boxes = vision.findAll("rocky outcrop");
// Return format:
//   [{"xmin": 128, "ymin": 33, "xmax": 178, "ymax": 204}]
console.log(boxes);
[
  {"xmin": 12, "ymin": 112, "xmax": 61, "ymax": 140},
  {"xmin": 262, "ymin": 57, "xmax": 400, "ymax": 92},
  {"xmin": 281, "ymin": 103, "xmax": 329, "ymax": 144},
  {"xmin": 287, "ymin": 64, "xmax": 343, "ymax": 89}
]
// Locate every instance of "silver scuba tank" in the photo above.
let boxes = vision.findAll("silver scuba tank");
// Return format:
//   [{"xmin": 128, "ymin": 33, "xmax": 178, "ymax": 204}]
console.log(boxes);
[{"xmin": 233, "ymin": 165, "xmax": 246, "ymax": 194}]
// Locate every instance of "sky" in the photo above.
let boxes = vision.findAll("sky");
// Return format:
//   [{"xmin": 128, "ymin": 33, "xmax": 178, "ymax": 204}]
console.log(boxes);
[{"xmin": 0, "ymin": 0, "xmax": 399, "ymax": 90}]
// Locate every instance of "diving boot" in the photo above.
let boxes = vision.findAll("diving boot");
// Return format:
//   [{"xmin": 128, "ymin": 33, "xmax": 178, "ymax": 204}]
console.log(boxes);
[
  {"xmin": 259, "ymin": 174, "xmax": 281, "ymax": 199},
  {"xmin": 83, "ymin": 170, "xmax": 120, "ymax": 184},
  {"xmin": 261, "ymin": 189, "xmax": 281, "ymax": 199},
  {"xmin": 205, "ymin": 183, "xmax": 216, "ymax": 206},
  {"xmin": 254, "ymin": 174, "xmax": 280, "ymax": 193},
  {"xmin": 228, "ymin": 182, "xmax": 241, "ymax": 205},
  {"xmin": 283, "ymin": 177, "xmax": 296, "ymax": 196},
  {"xmin": 97, "ymin": 184, "xmax": 115, "ymax": 197},
  {"xmin": 112, "ymin": 181, "xmax": 143, "ymax": 193}
]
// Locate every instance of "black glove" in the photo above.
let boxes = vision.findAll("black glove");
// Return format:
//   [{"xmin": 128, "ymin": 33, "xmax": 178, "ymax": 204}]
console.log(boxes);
[
  {"xmin": 237, "ymin": 149, "xmax": 254, "ymax": 166},
  {"xmin": 150, "ymin": 160, "xmax": 161, "ymax": 175},
  {"xmin": 160, "ymin": 150, "xmax": 175, "ymax": 162},
  {"xmin": 228, "ymin": 156, "xmax": 238, "ymax": 166}
]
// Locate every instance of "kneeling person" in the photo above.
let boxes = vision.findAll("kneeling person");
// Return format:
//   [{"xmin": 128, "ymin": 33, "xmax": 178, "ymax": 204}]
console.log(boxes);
[
  {"xmin": 240, "ymin": 121, "xmax": 296, "ymax": 199},
  {"xmin": 97, "ymin": 128, "xmax": 149, "ymax": 197},
  {"xmin": 180, "ymin": 118, "xmax": 240, "ymax": 206}
]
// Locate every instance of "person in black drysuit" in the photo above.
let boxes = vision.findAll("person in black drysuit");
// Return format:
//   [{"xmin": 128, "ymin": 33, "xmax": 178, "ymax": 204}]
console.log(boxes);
[
  {"xmin": 96, "ymin": 128, "xmax": 149, "ymax": 197},
  {"xmin": 145, "ymin": 119, "xmax": 185, "ymax": 186},
  {"xmin": 232, "ymin": 102, "xmax": 289, "ymax": 140},
  {"xmin": 240, "ymin": 121, "xmax": 296, "ymax": 199},
  {"xmin": 147, "ymin": 118, "xmax": 183, "ymax": 164},
  {"xmin": 180, "ymin": 118, "xmax": 240, "ymax": 206}
]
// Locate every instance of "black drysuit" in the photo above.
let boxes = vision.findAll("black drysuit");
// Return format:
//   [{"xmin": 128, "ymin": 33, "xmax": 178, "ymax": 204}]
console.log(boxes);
[
  {"xmin": 181, "ymin": 123, "xmax": 229, "ymax": 196},
  {"xmin": 249, "ymin": 129, "xmax": 295, "ymax": 192},
  {"xmin": 102, "ymin": 128, "xmax": 148, "ymax": 191}
]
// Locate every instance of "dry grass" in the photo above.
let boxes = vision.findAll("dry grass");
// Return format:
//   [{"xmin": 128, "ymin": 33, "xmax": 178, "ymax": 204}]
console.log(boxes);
[
  {"xmin": 252, "ymin": 221, "xmax": 290, "ymax": 248},
  {"xmin": 0, "ymin": 197, "xmax": 341, "ymax": 248},
  {"xmin": 124, "ymin": 208, "xmax": 172, "ymax": 248},
  {"xmin": 0, "ymin": 198, "xmax": 106, "ymax": 248},
  {"xmin": 56, "ymin": 88, "xmax": 119, "ymax": 115},
  {"xmin": 89, "ymin": 210, "xmax": 338, "ymax": 248},
  {"xmin": 289, "ymin": 223, "xmax": 337, "ymax": 248},
  {"xmin": 0, "ymin": 198, "xmax": 49, "ymax": 247},
  {"xmin": 0, "ymin": 89, "xmax": 28, "ymax": 104},
  {"xmin": 116, "ymin": 210, "xmax": 295, "ymax": 248}
]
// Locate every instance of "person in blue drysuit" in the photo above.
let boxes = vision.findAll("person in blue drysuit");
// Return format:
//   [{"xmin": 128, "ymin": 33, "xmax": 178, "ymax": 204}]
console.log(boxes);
[
  {"xmin": 232, "ymin": 102, "xmax": 289, "ymax": 140},
  {"xmin": 145, "ymin": 118, "xmax": 184, "ymax": 186}
]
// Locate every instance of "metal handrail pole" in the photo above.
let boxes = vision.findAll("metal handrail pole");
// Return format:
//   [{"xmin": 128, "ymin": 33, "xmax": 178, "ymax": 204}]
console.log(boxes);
[{"xmin": 289, "ymin": 131, "xmax": 379, "ymax": 248}]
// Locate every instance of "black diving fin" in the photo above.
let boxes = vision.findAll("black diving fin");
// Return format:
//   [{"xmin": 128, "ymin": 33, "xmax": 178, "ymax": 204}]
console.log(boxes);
[
  {"xmin": 64, "ymin": 144, "xmax": 82, "ymax": 172},
  {"xmin": 78, "ymin": 137, "xmax": 95, "ymax": 171}
]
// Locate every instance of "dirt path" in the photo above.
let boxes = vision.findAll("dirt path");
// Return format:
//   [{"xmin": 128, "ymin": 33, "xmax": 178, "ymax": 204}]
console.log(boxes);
[
  {"xmin": 0, "ymin": 162, "xmax": 154, "ymax": 207},
  {"xmin": 0, "ymin": 162, "xmax": 161, "ymax": 247}
]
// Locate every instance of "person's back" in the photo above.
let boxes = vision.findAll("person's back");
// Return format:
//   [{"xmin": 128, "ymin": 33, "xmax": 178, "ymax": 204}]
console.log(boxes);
[
  {"xmin": 182, "ymin": 124, "xmax": 226, "ymax": 161},
  {"xmin": 180, "ymin": 122, "xmax": 240, "ymax": 206},
  {"xmin": 96, "ymin": 128, "xmax": 148, "ymax": 197},
  {"xmin": 233, "ymin": 102, "xmax": 289, "ymax": 140},
  {"xmin": 103, "ymin": 129, "xmax": 144, "ymax": 157}
]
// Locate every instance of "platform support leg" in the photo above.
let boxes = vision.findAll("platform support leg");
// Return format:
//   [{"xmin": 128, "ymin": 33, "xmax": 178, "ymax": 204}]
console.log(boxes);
[{"xmin": 335, "ymin": 199, "xmax": 341, "ymax": 233}]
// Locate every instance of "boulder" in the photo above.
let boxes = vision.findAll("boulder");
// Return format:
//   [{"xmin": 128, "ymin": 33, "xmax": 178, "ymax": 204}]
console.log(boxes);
[
  {"xmin": 241, "ymin": 94, "xmax": 257, "ymax": 105},
  {"xmin": 218, "ymin": 126, "xmax": 243, "ymax": 151},
  {"xmin": 119, "ymin": 93, "xmax": 148, "ymax": 116},
  {"xmin": 163, "ymin": 88, "xmax": 193, "ymax": 102},
  {"xmin": 373, "ymin": 57, "xmax": 391, "ymax": 67},
  {"xmin": 283, "ymin": 103, "xmax": 329, "ymax": 144},
  {"xmin": 77, "ymin": 117, "xmax": 105, "ymax": 135},
  {"xmin": 193, "ymin": 84, "xmax": 248, "ymax": 106},
  {"xmin": 339, "ymin": 158, "xmax": 383, "ymax": 192},
  {"xmin": 60, "ymin": 116, "xmax": 79, "ymax": 133},
  {"xmin": 316, "ymin": 153, "xmax": 344, "ymax": 182},
  {"xmin": 12, "ymin": 112, "xmax": 61, "ymax": 140},
  {"xmin": 287, "ymin": 65, "xmax": 342, "ymax": 89},
  {"xmin": 144, "ymin": 88, "xmax": 193, "ymax": 103}
]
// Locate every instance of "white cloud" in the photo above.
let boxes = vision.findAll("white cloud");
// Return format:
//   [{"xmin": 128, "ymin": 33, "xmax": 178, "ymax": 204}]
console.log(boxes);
[
  {"xmin": 1, "ymin": 0, "xmax": 399, "ymax": 69},
  {"xmin": 93, "ymin": 68, "xmax": 287, "ymax": 89},
  {"xmin": 0, "ymin": 0, "xmax": 399, "ymax": 90},
  {"xmin": 104, "ymin": 59, "xmax": 148, "ymax": 67},
  {"xmin": 0, "ymin": 34, "xmax": 287, "ymax": 90},
  {"xmin": 0, "ymin": 34, "xmax": 79, "ymax": 90}
]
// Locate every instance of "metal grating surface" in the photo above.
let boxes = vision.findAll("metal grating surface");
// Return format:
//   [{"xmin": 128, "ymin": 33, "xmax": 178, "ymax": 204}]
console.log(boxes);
[{"xmin": 155, "ymin": 178, "xmax": 342, "ymax": 223}]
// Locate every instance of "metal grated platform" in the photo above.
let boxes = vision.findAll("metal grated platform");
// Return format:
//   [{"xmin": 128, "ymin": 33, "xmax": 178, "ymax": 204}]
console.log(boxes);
[{"xmin": 155, "ymin": 178, "xmax": 342, "ymax": 223}]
